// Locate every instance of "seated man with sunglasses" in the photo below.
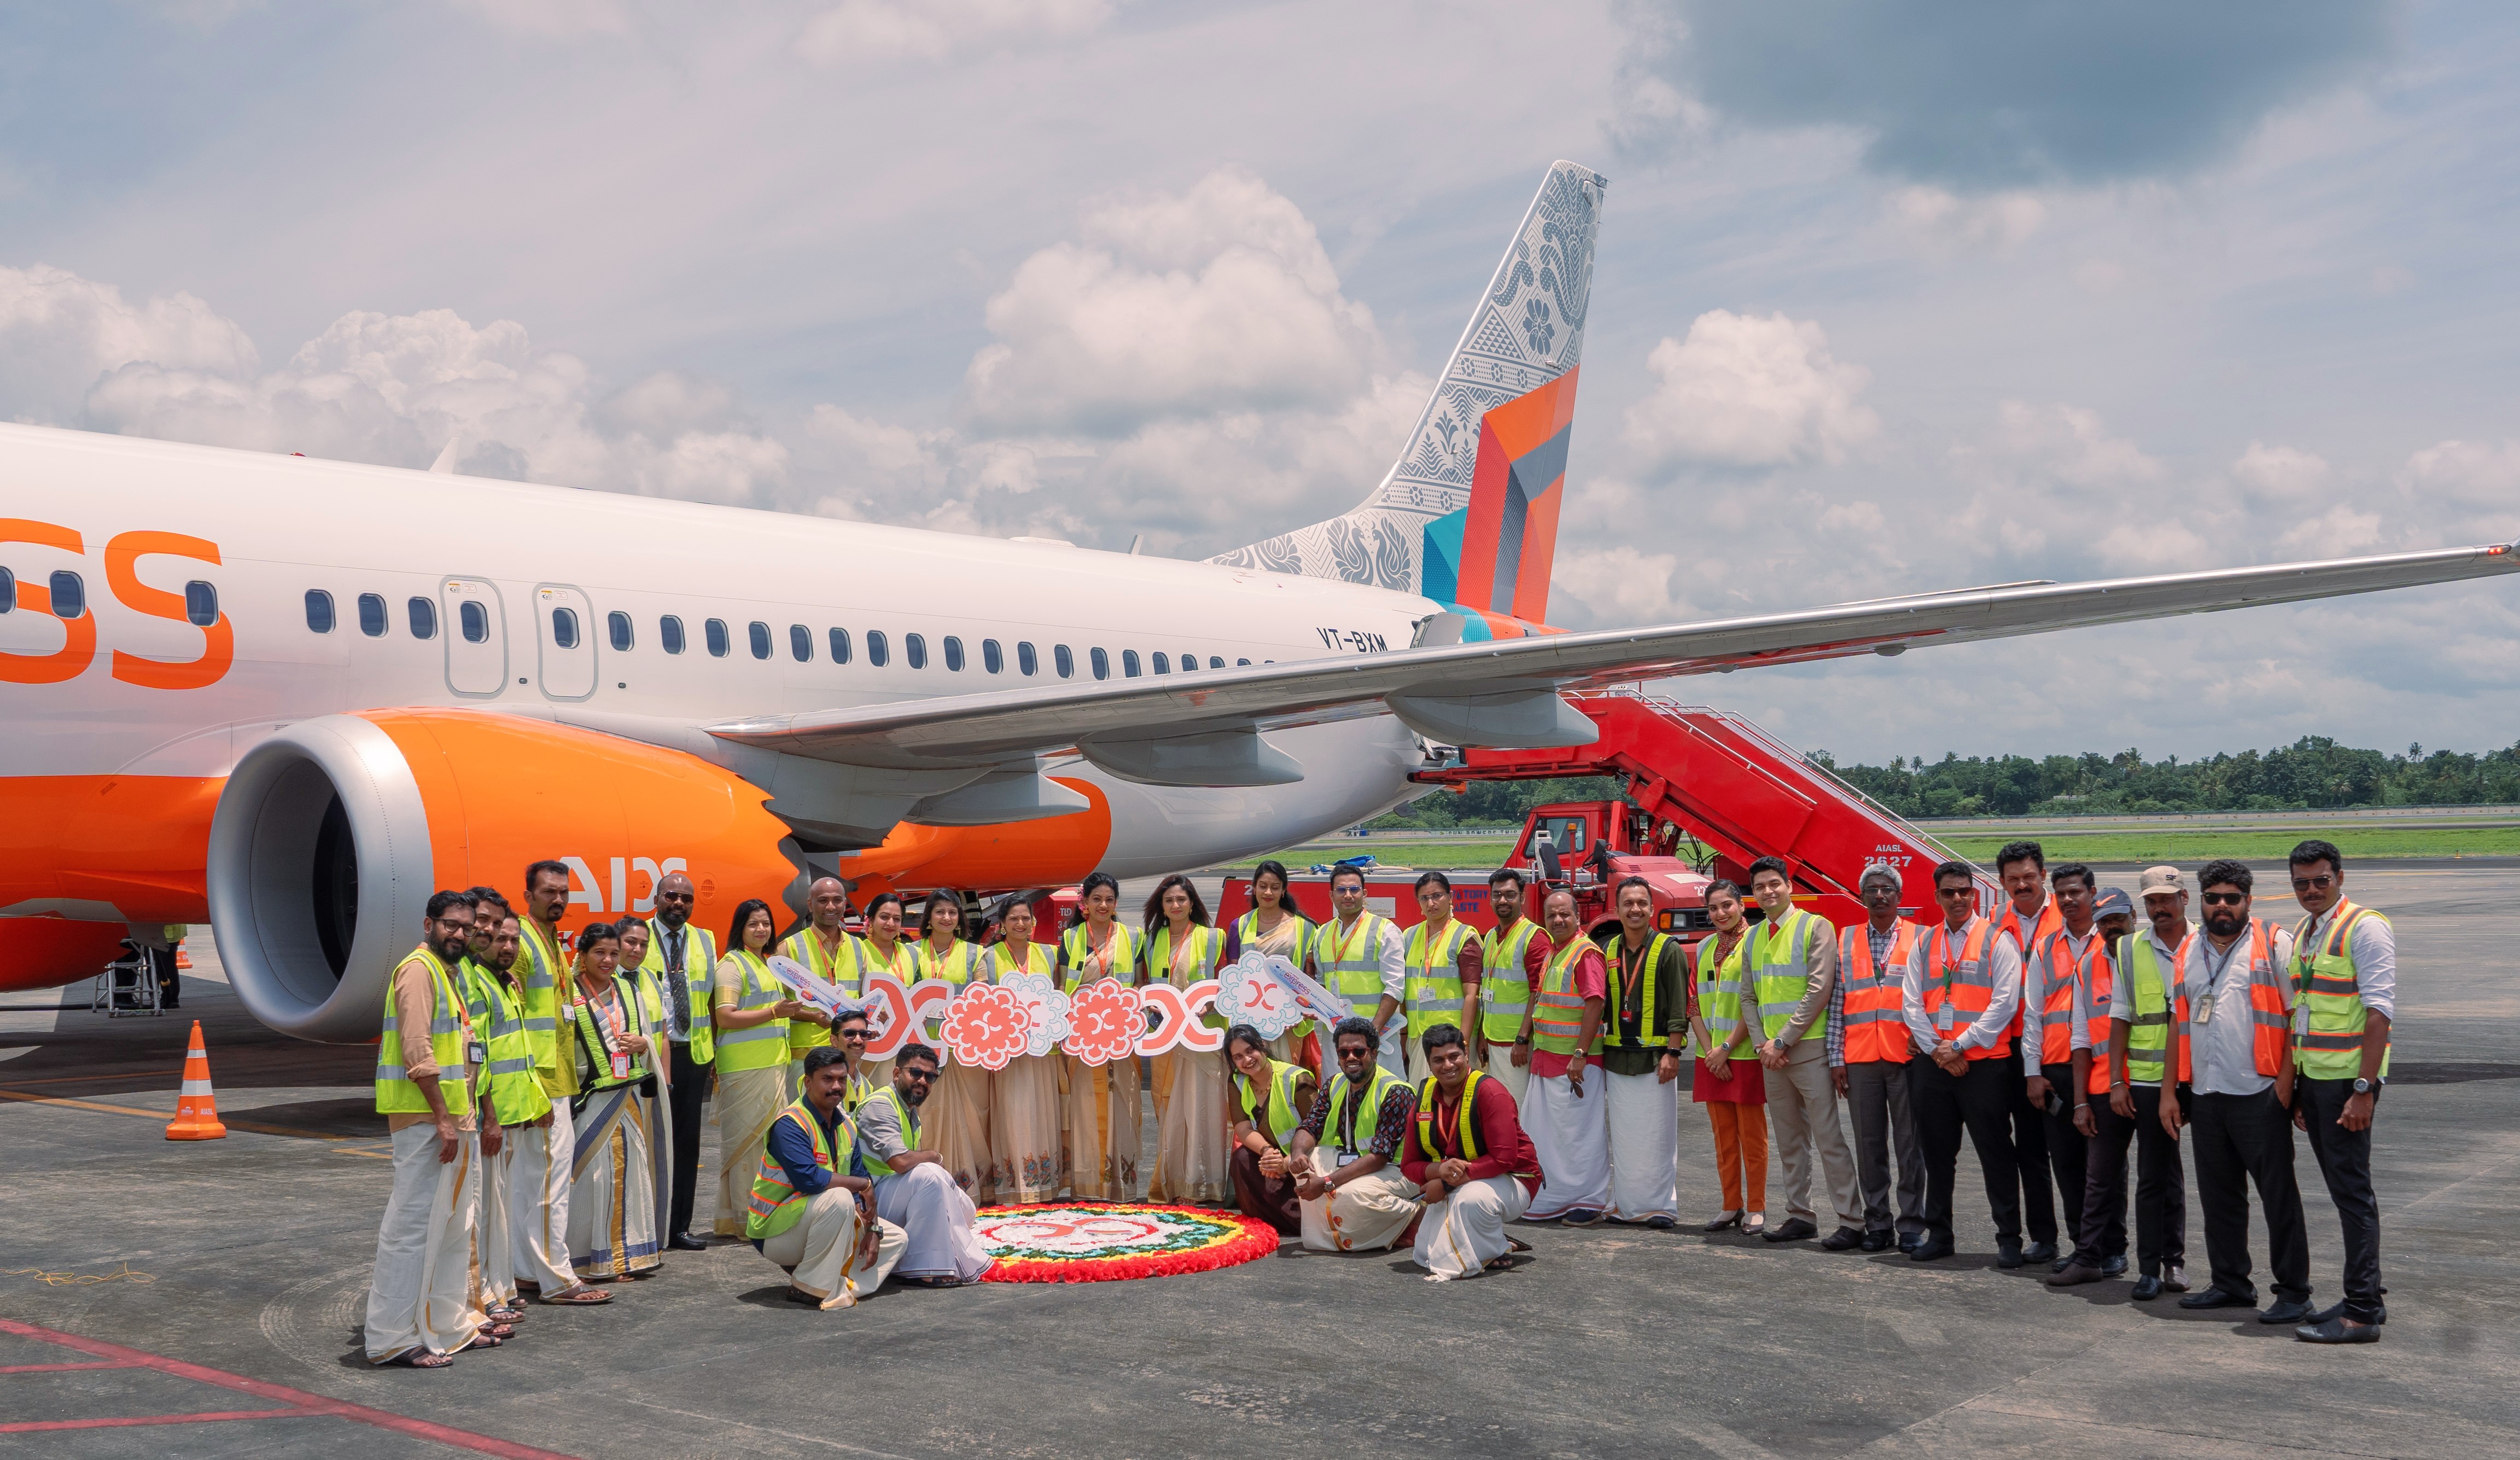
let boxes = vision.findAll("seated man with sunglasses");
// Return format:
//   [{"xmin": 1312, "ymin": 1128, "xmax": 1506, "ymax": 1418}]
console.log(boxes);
[
  {"xmin": 2165, "ymin": 860, "xmax": 2311, "ymax": 1328},
  {"xmin": 851, "ymin": 1043, "xmax": 995, "ymax": 1288}
]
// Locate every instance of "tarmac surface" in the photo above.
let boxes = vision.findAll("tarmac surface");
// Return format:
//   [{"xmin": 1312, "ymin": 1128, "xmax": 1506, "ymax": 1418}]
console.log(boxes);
[{"xmin": 4, "ymin": 861, "xmax": 2517, "ymax": 1458}]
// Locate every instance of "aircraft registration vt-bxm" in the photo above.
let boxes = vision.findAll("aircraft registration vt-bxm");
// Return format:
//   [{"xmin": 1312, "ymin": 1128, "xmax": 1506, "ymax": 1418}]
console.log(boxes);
[{"xmin": 3, "ymin": 161, "xmax": 2515, "ymax": 1041}]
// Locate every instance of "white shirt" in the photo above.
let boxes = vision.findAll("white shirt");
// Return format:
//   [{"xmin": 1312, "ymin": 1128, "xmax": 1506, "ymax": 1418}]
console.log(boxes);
[
  {"xmin": 1902, "ymin": 916, "xmax": 2023, "ymax": 1054},
  {"xmin": 2301, "ymin": 903, "xmax": 2397, "ymax": 1021},
  {"xmin": 2178, "ymin": 922, "xmax": 2296, "ymax": 1098},
  {"xmin": 1328, "ymin": 913, "xmax": 1408, "ymax": 1024}
]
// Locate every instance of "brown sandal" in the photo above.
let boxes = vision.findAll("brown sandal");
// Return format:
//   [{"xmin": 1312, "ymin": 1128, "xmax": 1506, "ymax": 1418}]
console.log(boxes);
[
  {"xmin": 541, "ymin": 1285, "xmax": 612, "ymax": 1305},
  {"xmin": 384, "ymin": 1350, "xmax": 456, "ymax": 1368}
]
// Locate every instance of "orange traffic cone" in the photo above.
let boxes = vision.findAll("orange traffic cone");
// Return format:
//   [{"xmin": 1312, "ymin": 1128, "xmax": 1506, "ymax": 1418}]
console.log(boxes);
[
  {"xmin": 166, "ymin": 1020, "xmax": 228, "ymax": 1141},
  {"xmin": 175, "ymin": 941, "xmax": 191, "ymax": 970}
]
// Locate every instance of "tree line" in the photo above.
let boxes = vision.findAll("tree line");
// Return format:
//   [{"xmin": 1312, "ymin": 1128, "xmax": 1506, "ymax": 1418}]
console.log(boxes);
[{"xmin": 1371, "ymin": 736, "xmax": 2520, "ymax": 828}]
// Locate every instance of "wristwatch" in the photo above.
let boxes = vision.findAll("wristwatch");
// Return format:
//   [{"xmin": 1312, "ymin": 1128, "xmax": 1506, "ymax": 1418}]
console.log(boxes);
[{"xmin": 2352, "ymin": 1077, "xmax": 2373, "ymax": 1094}]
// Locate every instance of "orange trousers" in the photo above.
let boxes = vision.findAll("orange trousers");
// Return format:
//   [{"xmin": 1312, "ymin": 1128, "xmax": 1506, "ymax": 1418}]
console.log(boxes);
[{"xmin": 1706, "ymin": 1101, "xmax": 1769, "ymax": 1213}]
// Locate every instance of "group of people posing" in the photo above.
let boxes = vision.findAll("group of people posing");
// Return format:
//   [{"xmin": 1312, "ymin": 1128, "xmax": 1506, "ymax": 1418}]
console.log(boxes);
[{"xmin": 361, "ymin": 835, "xmax": 2394, "ymax": 1365}]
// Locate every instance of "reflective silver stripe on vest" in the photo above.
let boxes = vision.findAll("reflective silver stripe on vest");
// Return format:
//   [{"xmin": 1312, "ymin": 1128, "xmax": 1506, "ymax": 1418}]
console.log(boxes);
[
  {"xmin": 718, "ymin": 1024, "xmax": 785, "ymax": 1047},
  {"xmin": 374, "ymin": 1064, "xmax": 410, "ymax": 1081},
  {"xmin": 1411, "ymin": 997, "xmax": 1465, "ymax": 1012},
  {"xmin": 488, "ymin": 1055, "xmax": 536, "ymax": 1076}
]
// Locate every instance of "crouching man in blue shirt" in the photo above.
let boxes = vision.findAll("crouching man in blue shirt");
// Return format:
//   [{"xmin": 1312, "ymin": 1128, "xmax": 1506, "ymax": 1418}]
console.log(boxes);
[{"xmin": 745, "ymin": 1046, "xmax": 908, "ymax": 1307}]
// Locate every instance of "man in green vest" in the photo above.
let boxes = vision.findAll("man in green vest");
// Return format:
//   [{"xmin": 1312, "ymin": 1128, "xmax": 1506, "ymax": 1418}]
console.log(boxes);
[
  {"xmin": 1481, "ymin": 869, "xmax": 1547, "ymax": 1105},
  {"xmin": 510, "ymin": 859, "xmax": 597, "ymax": 1302},
  {"xmin": 644, "ymin": 871, "xmax": 718, "ymax": 1251},
  {"xmin": 746, "ymin": 1046, "xmax": 905, "ymax": 1307},
  {"xmin": 1289, "ymin": 1016, "xmax": 1424, "ymax": 1251},
  {"xmin": 458, "ymin": 890, "xmax": 536, "ymax": 1327},
  {"xmin": 2286, "ymin": 839, "xmax": 2394, "ymax": 1345},
  {"xmin": 364, "ymin": 891, "xmax": 493, "ymax": 1366},
  {"xmin": 2103, "ymin": 867, "xmax": 2192, "ymax": 1300},
  {"xmin": 1600, "ymin": 876, "xmax": 1685, "ymax": 1227},
  {"xmin": 1745, "ymin": 857, "xmax": 1863, "ymax": 1248},
  {"xmin": 1322, "ymin": 866, "xmax": 1406, "ymax": 1077}
]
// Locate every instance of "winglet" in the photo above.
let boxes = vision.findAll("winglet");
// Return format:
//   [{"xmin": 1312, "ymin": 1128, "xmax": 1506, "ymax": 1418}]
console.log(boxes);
[{"xmin": 428, "ymin": 438, "xmax": 459, "ymax": 474}]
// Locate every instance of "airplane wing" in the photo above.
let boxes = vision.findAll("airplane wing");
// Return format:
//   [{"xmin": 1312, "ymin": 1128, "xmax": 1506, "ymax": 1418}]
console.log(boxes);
[{"xmin": 707, "ymin": 539, "xmax": 2519, "ymax": 779}]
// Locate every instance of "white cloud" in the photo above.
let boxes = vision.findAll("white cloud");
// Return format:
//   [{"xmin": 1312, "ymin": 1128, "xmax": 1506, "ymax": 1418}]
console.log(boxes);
[
  {"xmin": 1553, "ymin": 544, "xmax": 1684, "ymax": 623},
  {"xmin": 0, "ymin": 264, "xmax": 259, "ymax": 423},
  {"xmin": 1887, "ymin": 185, "xmax": 2046, "ymax": 254},
  {"xmin": 1621, "ymin": 309, "xmax": 1877, "ymax": 469},
  {"xmin": 2229, "ymin": 441, "xmax": 2331, "ymax": 503},
  {"xmin": 962, "ymin": 169, "xmax": 1381, "ymax": 436},
  {"xmin": 447, "ymin": 0, "xmax": 632, "ymax": 37},
  {"xmin": 795, "ymin": 0, "xmax": 1112, "ymax": 67}
]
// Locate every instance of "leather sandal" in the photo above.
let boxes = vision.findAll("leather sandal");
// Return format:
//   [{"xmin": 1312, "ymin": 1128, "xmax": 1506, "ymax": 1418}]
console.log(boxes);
[
  {"xmin": 383, "ymin": 1350, "xmax": 455, "ymax": 1369},
  {"xmin": 541, "ymin": 1285, "xmax": 612, "ymax": 1305}
]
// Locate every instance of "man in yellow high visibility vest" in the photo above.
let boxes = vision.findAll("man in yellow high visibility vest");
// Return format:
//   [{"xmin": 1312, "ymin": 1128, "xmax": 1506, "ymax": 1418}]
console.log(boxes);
[
  {"xmin": 1746, "ymin": 857, "xmax": 1863, "ymax": 1249},
  {"xmin": 364, "ymin": 891, "xmax": 494, "ymax": 1366},
  {"xmin": 2286, "ymin": 839, "xmax": 2395, "ymax": 1345},
  {"xmin": 1401, "ymin": 871, "xmax": 1481, "ymax": 1083},
  {"xmin": 644, "ymin": 871, "xmax": 717, "ymax": 1252},
  {"xmin": 1320, "ymin": 866, "xmax": 1406, "ymax": 1076}
]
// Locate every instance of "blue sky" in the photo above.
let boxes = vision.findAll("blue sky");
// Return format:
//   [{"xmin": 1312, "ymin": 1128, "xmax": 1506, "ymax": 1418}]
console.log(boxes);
[{"xmin": 5, "ymin": 1, "xmax": 2516, "ymax": 763}]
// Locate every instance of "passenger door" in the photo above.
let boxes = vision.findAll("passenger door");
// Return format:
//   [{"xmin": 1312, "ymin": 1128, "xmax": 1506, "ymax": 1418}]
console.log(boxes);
[
  {"xmin": 534, "ymin": 583, "xmax": 597, "ymax": 700},
  {"xmin": 441, "ymin": 578, "xmax": 507, "ymax": 696}
]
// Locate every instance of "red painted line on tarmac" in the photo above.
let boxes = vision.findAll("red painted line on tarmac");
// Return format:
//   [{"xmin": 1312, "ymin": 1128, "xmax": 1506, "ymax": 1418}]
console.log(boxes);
[
  {"xmin": 1, "ymin": 1407, "xmax": 319, "ymax": 1433},
  {"xmin": 0, "ymin": 1360, "xmax": 135, "ymax": 1374},
  {"xmin": 0, "ymin": 1318, "xmax": 580, "ymax": 1458}
]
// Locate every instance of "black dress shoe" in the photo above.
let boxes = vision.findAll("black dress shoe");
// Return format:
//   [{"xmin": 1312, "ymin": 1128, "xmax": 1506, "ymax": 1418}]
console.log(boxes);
[
  {"xmin": 2130, "ymin": 1275, "xmax": 2164, "ymax": 1301},
  {"xmin": 1761, "ymin": 1217, "xmax": 1819, "ymax": 1243},
  {"xmin": 1859, "ymin": 1230, "xmax": 1894, "ymax": 1253},
  {"xmin": 2099, "ymin": 1254, "xmax": 2128, "ymax": 1277},
  {"xmin": 1643, "ymin": 1215, "xmax": 1676, "ymax": 1231},
  {"xmin": 1897, "ymin": 1234, "xmax": 1924, "ymax": 1254},
  {"xmin": 2050, "ymin": 1254, "xmax": 2073, "ymax": 1274},
  {"xmin": 2296, "ymin": 1315, "xmax": 2381, "ymax": 1345},
  {"xmin": 1819, "ymin": 1225, "xmax": 1863, "ymax": 1251},
  {"xmin": 1996, "ymin": 1239, "xmax": 2025, "ymax": 1269},
  {"xmin": 2022, "ymin": 1240, "xmax": 2058, "ymax": 1265},
  {"xmin": 2307, "ymin": 1299, "xmax": 2387, "ymax": 1327},
  {"xmin": 2258, "ymin": 1299, "xmax": 2313, "ymax": 1325},
  {"xmin": 1908, "ymin": 1236, "xmax": 1955, "ymax": 1262},
  {"xmin": 2178, "ymin": 1287, "xmax": 2255, "ymax": 1310},
  {"xmin": 668, "ymin": 1234, "xmax": 708, "ymax": 1252}
]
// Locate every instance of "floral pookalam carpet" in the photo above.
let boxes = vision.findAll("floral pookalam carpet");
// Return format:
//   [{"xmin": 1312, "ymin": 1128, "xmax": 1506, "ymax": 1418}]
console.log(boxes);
[{"xmin": 971, "ymin": 1202, "xmax": 1280, "ymax": 1283}]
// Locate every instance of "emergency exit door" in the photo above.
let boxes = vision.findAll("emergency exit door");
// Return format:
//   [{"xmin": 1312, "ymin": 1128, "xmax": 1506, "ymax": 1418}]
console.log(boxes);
[
  {"xmin": 535, "ymin": 583, "xmax": 597, "ymax": 700},
  {"xmin": 441, "ymin": 578, "xmax": 506, "ymax": 696}
]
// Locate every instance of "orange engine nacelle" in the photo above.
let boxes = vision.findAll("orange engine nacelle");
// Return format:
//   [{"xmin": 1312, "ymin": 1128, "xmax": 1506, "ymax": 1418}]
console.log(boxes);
[{"xmin": 206, "ymin": 709, "xmax": 800, "ymax": 1042}]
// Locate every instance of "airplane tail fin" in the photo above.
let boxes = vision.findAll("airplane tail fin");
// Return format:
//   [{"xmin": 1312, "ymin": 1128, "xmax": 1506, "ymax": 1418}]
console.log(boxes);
[{"xmin": 1210, "ymin": 160, "xmax": 1605, "ymax": 638}]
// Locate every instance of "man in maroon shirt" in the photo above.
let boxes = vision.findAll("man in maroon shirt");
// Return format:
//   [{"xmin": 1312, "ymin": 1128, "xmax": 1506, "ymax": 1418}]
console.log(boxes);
[{"xmin": 1406, "ymin": 1025, "xmax": 1543, "ymax": 1281}]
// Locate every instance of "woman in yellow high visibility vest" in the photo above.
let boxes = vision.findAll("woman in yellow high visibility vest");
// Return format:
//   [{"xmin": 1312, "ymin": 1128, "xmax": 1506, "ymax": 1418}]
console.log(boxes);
[
  {"xmin": 1226, "ymin": 1023, "xmax": 1317, "ymax": 1234},
  {"xmin": 854, "ymin": 891, "xmax": 919, "ymax": 1091},
  {"xmin": 1223, "ymin": 859, "xmax": 1321, "ymax": 1073},
  {"xmin": 1059, "ymin": 871, "xmax": 1145, "ymax": 1200},
  {"xmin": 987, "ymin": 898, "xmax": 1068, "ymax": 1202},
  {"xmin": 711, "ymin": 898, "xmax": 801, "ymax": 1239},
  {"xmin": 1146, "ymin": 874, "xmax": 1228, "ymax": 1206},
  {"xmin": 912, "ymin": 891, "xmax": 995, "ymax": 1203},
  {"xmin": 1687, "ymin": 879, "xmax": 1768, "ymax": 1235},
  {"xmin": 565, "ymin": 921, "xmax": 663, "ymax": 1280}
]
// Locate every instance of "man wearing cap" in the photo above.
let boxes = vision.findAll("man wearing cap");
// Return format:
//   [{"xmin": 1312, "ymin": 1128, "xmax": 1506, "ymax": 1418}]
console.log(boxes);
[
  {"xmin": 2169, "ymin": 860, "xmax": 2310, "ymax": 1327},
  {"xmin": 2054, "ymin": 887, "xmax": 2139, "ymax": 1287},
  {"xmin": 1836, "ymin": 863, "xmax": 1927, "ymax": 1252},
  {"xmin": 2286, "ymin": 839, "xmax": 2394, "ymax": 1345},
  {"xmin": 2097, "ymin": 868, "xmax": 2194, "ymax": 1299}
]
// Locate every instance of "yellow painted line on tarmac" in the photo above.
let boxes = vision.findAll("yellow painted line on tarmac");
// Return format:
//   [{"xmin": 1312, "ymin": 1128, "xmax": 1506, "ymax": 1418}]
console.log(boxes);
[{"xmin": 0, "ymin": 1087, "xmax": 370, "ymax": 1144}]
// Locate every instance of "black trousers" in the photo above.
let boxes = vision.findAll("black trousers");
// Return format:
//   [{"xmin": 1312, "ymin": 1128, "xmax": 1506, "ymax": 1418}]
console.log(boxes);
[
  {"xmin": 667, "ymin": 1041, "xmax": 710, "ymax": 1239},
  {"xmin": 2004, "ymin": 1060, "xmax": 2059, "ymax": 1245},
  {"xmin": 2039, "ymin": 1061, "xmax": 2087, "ymax": 1251},
  {"xmin": 2191, "ymin": 1087, "xmax": 2311, "ymax": 1305},
  {"xmin": 2297, "ymin": 1077, "xmax": 2384, "ymax": 1321},
  {"xmin": 1907, "ymin": 1054, "xmax": 2020, "ymax": 1245},
  {"xmin": 2082, "ymin": 1084, "xmax": 2188, "ymax": 1274},
  {"xmin": 1229, "ymin": 1145, "xmax": 1302, "ymax": 1235}
]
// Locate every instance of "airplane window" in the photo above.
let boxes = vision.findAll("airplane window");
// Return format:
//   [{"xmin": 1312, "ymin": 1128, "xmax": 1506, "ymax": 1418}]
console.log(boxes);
[
  {"xmin": 661, "ymin": 615, "xmax": 686, "ymax": 655},
  {"xmin": 187, "ymin": 582, "xmax": 220, "ymax": 628},
  {"xmin": 1122, "ymin": 650, "xmax": 1141, "ymax": 678},
  {"xmin": 982, "ymin": 639, "xmax": 1004, "ymax": 674},
  {"xmin": 789, "ymin": 624, "xmax": 811, "ymax": 662},
  {"xmin": 306, "ymin": 588, "xmax": 335, "ymax": 633},
  {"xmin": 1089, "ymin": 647, "xmax": 1108, "ymax": 680},
  {"xmin": 1054, "ymin": 644, "xmax": 1072, "ymax": 678},
  {"xmin": 748, "ymin": 621, "xmax": 771, "ymax": 659},
  {"xmin": 828, "ymin": 627, "xmax": 850, "ymax": 664},
  {"xmin": 606, "ymin": 610, "xmax": 631, "ymax": 651},
  {"xmin": 460, "ymin": 600, "xmax": 486, "ymax": 643},
  {"xmin": 407, "ymin": 597, "xmax": 436, "ymax": 639},
  {"xmin": 552, "ymin": 606, "xmax": 580, "ymax": 649},
  {"xmin": 1151, "ymin": 652, "xmax": 1169, "ymax": 674},
  {"xmin": 943, "ymin": 636, "xmax": 964, "ymax": 671},
  {"xmin": 1182, "ymin": 649, "xmax": 1198, "ymax": 669},
  {"xmin": 49, "ymin": 571, "xmax": 85, "ymax": 619},
  {"xmin": 867, "ymin": 630, "xmax": 889, "ymax": 667},
  {"xmin": 1209, "ymin": 656, "xmax": 1225, "ymax": 669},
  {"xmin": 359, "ymin": 592, "xmax": 388, "ymax": 636},
  {"xmin": 1017, "ymin": 641, "xmax": 1037, "ymax": 675},
  {"xmin": 1236, "ymin": 658, "xmax": 1251, "ymax": 666},
  {"xmin": 0, "ymin": 565, "xmax": 12, "ymax": 612},
  {"xmin": 906, "ymin": 633, "xmax": 928, "ymax": 669},
  {"xmin": 705, "ymin": 618, "xmax": 730, "ymax": 657}
]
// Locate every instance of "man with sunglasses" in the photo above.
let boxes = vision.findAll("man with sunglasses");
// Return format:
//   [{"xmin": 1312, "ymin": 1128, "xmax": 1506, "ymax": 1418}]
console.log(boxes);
[
  {"xmin": 2168, "ymin": 860, "xmax": 2311, "ymax": 1327},
  {"xmin": 852, "ymin": 1043, "xmax": 994, "ymax": 1287},
  {"xmin": 642, "ymin": 871, "xmax": 717, "ymax": 1251},
  {"xmin": 2286, "ymin": 839, "xmax": 2395, "ymax": 1345},
  {"xmin": 830, "ymin": 1007, "xmax": 878, "ymax": 1111}
]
